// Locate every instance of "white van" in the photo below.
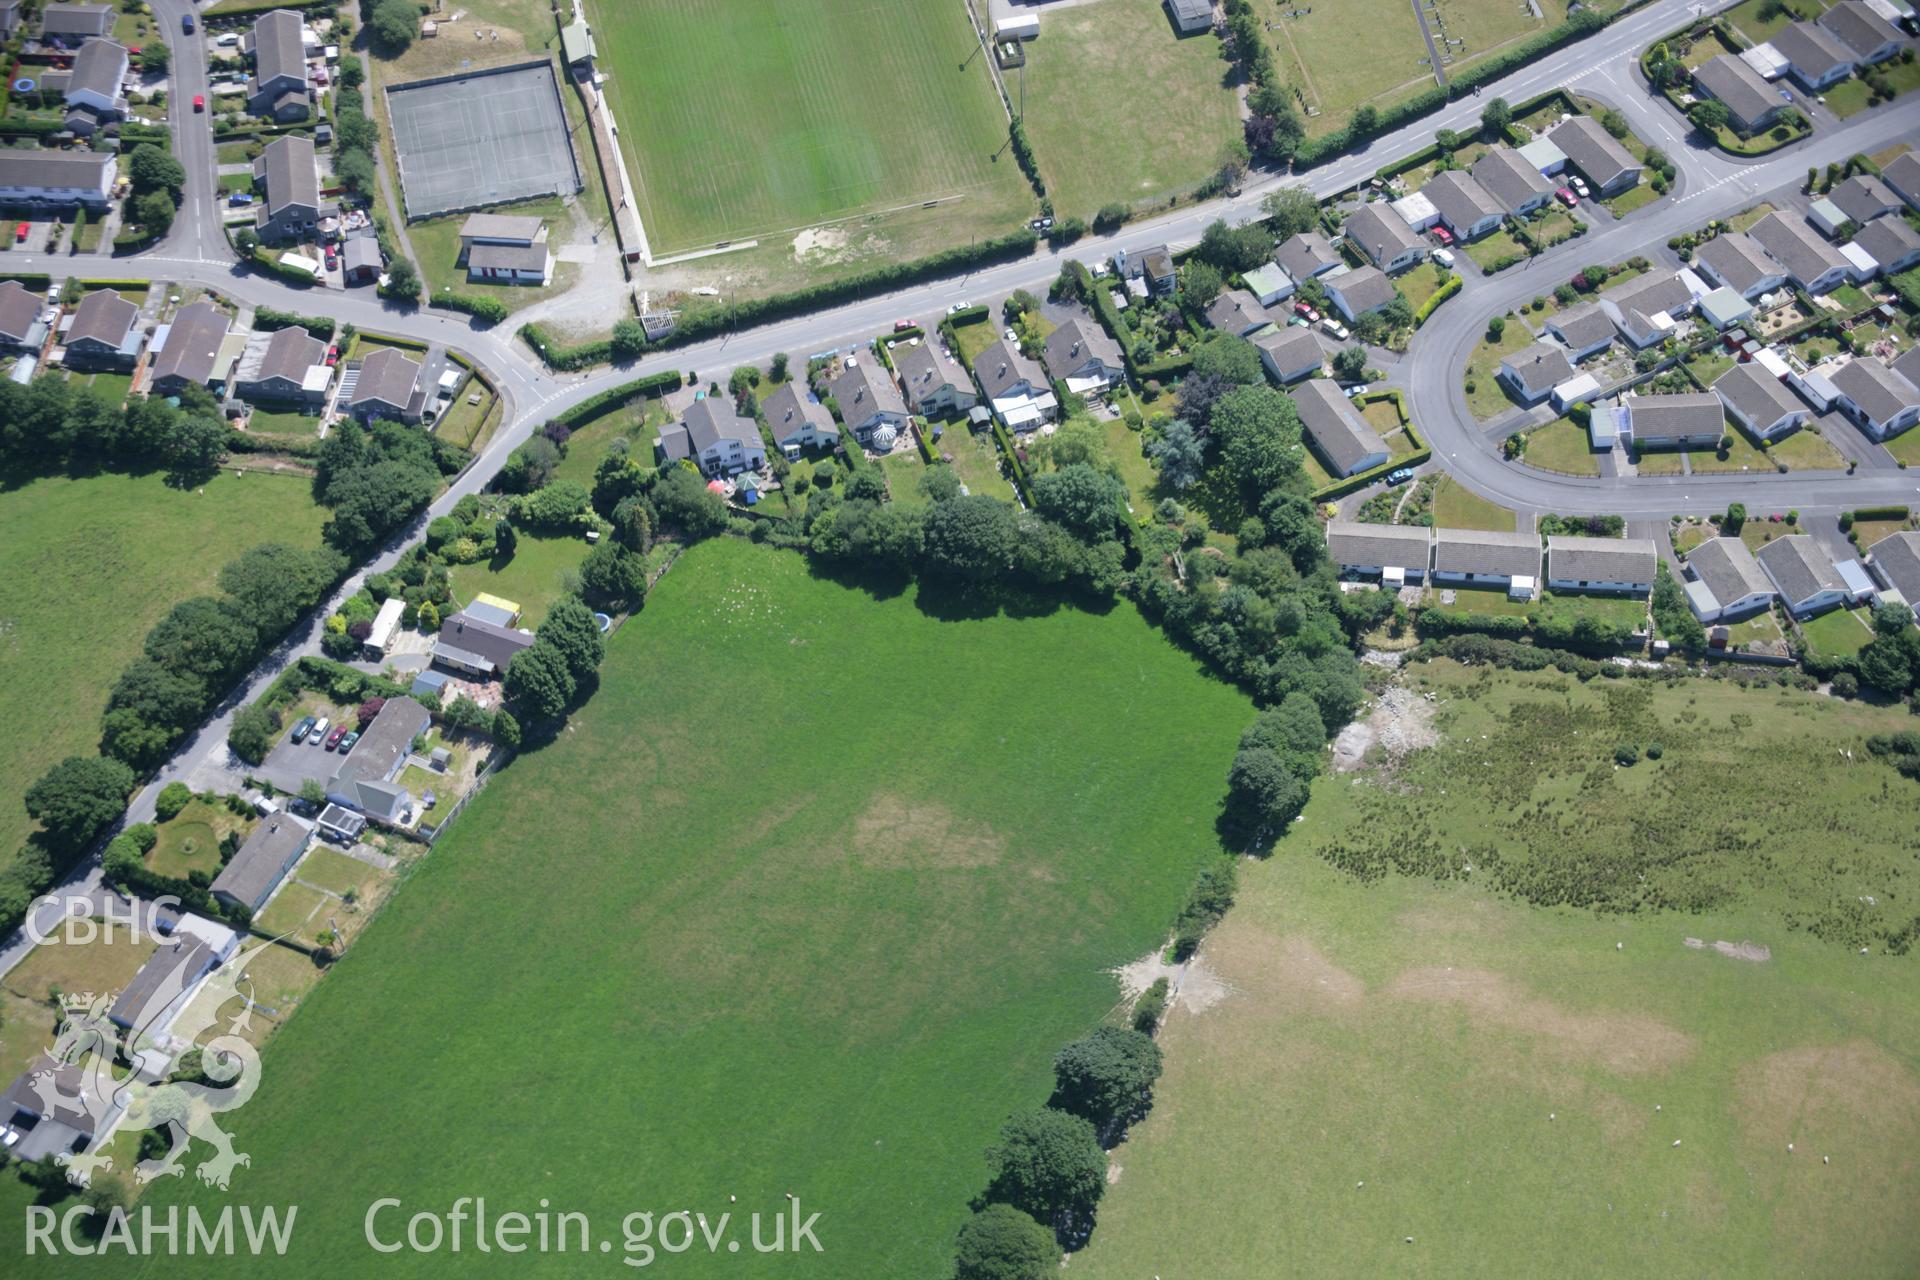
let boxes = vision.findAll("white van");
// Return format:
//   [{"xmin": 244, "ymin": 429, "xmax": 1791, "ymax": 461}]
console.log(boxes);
[
  {"xmin": 309, "ymin": 716, "xmax": 330, "ymax": 743},
  {"xmin": 1432, "ymin": 247, "xmax": 1456, "ymax": 269}
]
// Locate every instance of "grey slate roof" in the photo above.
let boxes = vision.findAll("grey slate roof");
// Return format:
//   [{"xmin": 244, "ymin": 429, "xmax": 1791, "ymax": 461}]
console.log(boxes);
[
  {"xmin": 1501, "ymin": 343, "xmax": 1575, "ymax": 397},
  {"xmin": 0, "ymin": 279, "xmax": 38, "ymax": 343},
  {"xmin": 1771, "ymin": 21, "xmax": 1855, "ymax": 81},
  {"xmin": 1757, "ymin": 534, "xmax": 1845, "ymax": 604},
  {"xmin": 1695, "ymin": 232, "xmax": 1785, "ymax": 295},
  {"xmin": 253, "ymin": 324, "xmax": 327, "ymax": 386},
  {"xmin": 1275, "ymin": 231, "xmax": 1339, "ymax": 279},
  {"xmin": 1853, "ymin": 214, "xmax": 1920, "ymax": 269},
  {"xmin": 111, "ymin": 936, "xmax": 214, "ymax": 1030},
  {"xmin": 1423, "ymin": 168, "xmax": 1504, "ymax": 229},
  {"xmin": 66, "ymin": 288, "xmax": 136, "ymax": 348},
  {"xmin": 1041, "ymin": 315, "xmax": 1123, "ymax": 380},
  {"xmin": 1326, "ymin": 520, "xmax": 1432, "ymax": 572},
  {"xmin": 39, "ymin": 3, "xmax": 111, "ymax": 38},
  {"xmin": 1686, "ymin": 537, "xmax": 1773, "ymax": 609},
  {"xmin": 1713, "ymin": 361, "xmax": 1803, "ymax": 427},
  {"xmin": 342, "ymin": 237, "xmax": 381, "ymax": 275},
  {"xmin": 678, "ymin": 395, "xmax": 756, "ymax": 452},
  {"xmin": 1894, "ymin": 344, "xmax": 1920, "ymax": 388},
  {"xmin": 762, "ymin": 380, "xmax": 838, "ymax": 443},
  {"xmin": 972, "ymin": 338, "xmax": 1046, "ymax": 400},
  {"xmin": 1547, "ymin": 535, "xmax": 1658, "ymax": 584},
  {"xmin": 1831, "ymin": 356, "xmax": 1920, "ymax": 424},
  {"xmin": 468, "ymin": 241, "xmax": 549, "ymax": 273},
  {"xmin": 1883, "ymin": 151, "xmax": 1920, "ymax": 204},
  {"xmin": 330, "ymin": 696, "xmax": 430, "ymax": 790},
  {"xmin": 1293, "ymin": 379, "xmax": 1387, "ymax": 475},
  {"xmin": 0, "ymin": 147, "xmax": 113, "ymax": 193},
  {"xmin": 1867, "ymin": 530, "xmax": 1920, "ymax": 602},
  {"xmin": 65, "ymin": 38, "xmax": 125, "ymax": 103},
  {"xmin": 1252, "ymin": 325, "xmax": 1323, "ymax": 377},
  {"xmin": 349, "ymin": 346, "xmax": 421, "ymax": 414},
  {"xmin": 1343, "ymin": 202, "xmax": 1423, "ymax": 265},
  {"xmin": 1748, "ymin": 211, "xmax": 1850, "ymax": 285},
  {"xmin": 1204, "ymin": 287, "xmax": 1267, "ymax": 332},
  {"xmin": 1, "ymin": 1053, "xmax": 100, "ymax": 1138},
  {"xmin": 1831, "ymin": 173, "xmax": 1903, "ymax": 225},
  {"xmin": 250, "ymin": 9, "xmax": 306, "ymax": 91},
  {"xmin": 1433, "ymin": 527, "xmax": 1540, "ymax": 578},
  {"xmin": 1819, "ymin": 0, "xmax": 1903, "ymax": 58},
  {"xmin": 1546, "ymin": 302, "xmax": 1615, "ymax": 351},
  {"xmin": 830, "ymin": 358, "xmax": 907, "ymax": 421},
  {"xmin": 254, "ymin": 134, "xmax": 319, "ymax": 217},
  {"xmin": 1328, "ymin": 265, "xmax": 1397, "ymax": 315},
  {"xmin": 1549, "ymin": 115, "xmax": 1639, "ymax": 189},
  {"xmin": 896, "ymin": 337, "xmax": 972, "ymax": 403},
  {"xmin": 1627, "ymin": 391, "xmax": 1725, "ymax": 443},
  {"xmin": 149, "ymin": 302, "xmax": 230, "ymax": 387},
  {"xmin": 1472, "ymin": 146, "xmax": 1555, "ymax": 213},
  {"xmin": 1602, "ymin": 269, "xmax": 1693, "ymax": 319},
  {"xmin": 459, "ymin": 212, "xmax": 543, "ymax": 244},
  {"xmin": 209, "ymin": 813, "xmax": 310, "ymax": 912}
]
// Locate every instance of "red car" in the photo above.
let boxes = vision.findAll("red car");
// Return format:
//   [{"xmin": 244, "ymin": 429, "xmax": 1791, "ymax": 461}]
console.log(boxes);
[
  {"xmin": 1293, "ymin": 301, "xmax": 1313, "ymax": 318},
  {"xmin": 1431, "ymin": 225, "xmax": 1454, "ymax": 246},
  {"xmin": 893, "ymin": 319, "xmax": 916, "ymax": 332},
  {"xmin": 192, "ymin": 94, "xmax": 204, "ymax": 112},
  {"xmin": 325, "ymin": 344, "xmax": 339, "ymax": 366},
  {"xmin": 325, "ymin": 725, "xmax": 348, "ymax": 751},
  {"xmin": 1555, "ymin": 186, "xmax": 1578, "ymax": 207},
  {"xmin": 13, "ymin": 222, "xmax": 27, "ymax": 244},
  {"xmin": 325, "ymin": 245, "xmax": 338, "ymax": 269}
]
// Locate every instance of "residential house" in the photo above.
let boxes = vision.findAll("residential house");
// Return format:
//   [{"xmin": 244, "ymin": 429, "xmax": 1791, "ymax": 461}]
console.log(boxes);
[
  {"xmin": 1808, "ymin": 195, "xmax": 1853, "ymax": 238},
  {"xmin": 253, "ymin": 135, "xmax": 321, "ymax": 243},
  {"xmin": 1850, "ymin": 215, "xmax": 1920, "ymax": 276},
  {"xmin": 0, "ymin": 1054, "xmax": 104, "ymax": 1163},
  {"xmin": 1498, "ymin": 342, "xmax": 1576, "ymax": 405},
  {"xmin": 896, "ymin": 337, "xmax": 979, "ymax": 415},
  {"xmin": 209, "ymin": 813, "xmax": 312, "ymax": 915},
  {"xmin": 1165, "ymin": 0, "xmax": 1213, "ymax": 33},
  {"xmin": 1712, "ymin": 361, "xmax": 1808, "ymax": 439},
  {"xmin": 0, "ymin": 149, "xmax": 113, "ymax": 207},
  {"xmin": 1274, "ymin": 231, "xmax": 1340, "ymax": 281},
  {"xmin": 1883, "ymin": 150, "xmax": 1920, "ymax": 211},
  {"xmin": 108, "ymin": 935, "xmax": 220, "ymax": 1038},
  {"xmin": 61, "ymin": 289, "xmax": 140, "ymax": 370},
  {"xmin": 458, "ymin": 213, "xmax": 551, "ymax": 285},
  {"xmin": 325, "ymin": 696, "xmax": 432, "ymax": 823},
  {"xmin": 1326, "ymin": 521, "xmax": 1431, "ymax": 587},
  {"xmin": 1472, "ymin": 145, "xmax": 1556, "ymax": 216},
  {"xmin": 59, "ymin": 39, "xmax": 128, "ymax": 135},
  {"xmin": 1600, "ymin": 270, "xmax": 1695, "ymax": 348},
  {"xmin": 761, "ymin": 381, "xmax": 839, "ymax": 458},
  {"xmin": 1293, "ymin": 379, "xmax": 1388, "ymax": 477},
  {"xmin": 347, "ymin": 346, "xmax": 424, "ymax": 424},
  {"xmin": 1698, "ymin": 286, "xmax": 1757, "ymax": 331},
  {"xmin": 1829, "ymin": 355, "xmax": 1920, "ymax": 438},
  {"xmin": 1831, "ymin": 173, "xmax": 1903, "ymax": 225},
  {"xmin": 1683, "ymin": 537, "xmax": 1776, "ymax": 621},
  {"xmin": 1545, "ymin": 535, "xmax": 1658, "ymax": 594},
  {"xmin": 1543, "ymin": 303, "xmax": 1615, "ymax": 362},
  {"xmin": 246, "ymin": 9, "xmax": 311, "ymax": 121},
  {"xmin": 1391, "ymin": 190, "xmax": 1439, "ymax": 233},
  {"xmin": 1342, "ymin": 203, "xmax": 1426, "ymax": 273},
  {"xmin": 38, "ymin": 3, "xmax": 112, "ymax": 40},
  {"xmin": 341, "ymin": 236, "xmax": 382, "ymax": 286},
  {"xmin": 1423, "ymin": 169, "xmax": 1506, "ymax": 241},
  {"xmin": 1757, "ymin": 534, "xmax": 1850, "ymax": 616},
  {"xmin": 1253, "ymin": 325, "xmax": 1324, "ymax": 384},
  {"xmin": 0, "ymin": 279, "xmax": 46, "ymax": 350},
  {"xmin": 433, "ymin": 614, "xmax": 533, "ymax": 679},
  {"xmin": 1431, "ymin": 528, "xmax": 1541, "ymax": 598},
  {"xmin": 1693, "ymin": 232, "xmax": 1789, "ymax": 300},
  {"xmin": 1549, "ymin": 116, "xmax": 1641, "ymax": 196},
  {"xmin": 830, "ymin": 357, "xmax": 911, "ymax": 444},
  {"xmin": 1325, "ymin": 266, "xmax": 1398, "ymax": 323},
  {"xmin": 1118, "ymin": 244, "xmax": 1176, "ymax": 295},
  {"xmin": 654, "ymin": 397, "xmax": 766, "ymax": 475},
  {"xmin": 1623, "ymin": 391, "xmax": 1726, "ymax": 450},
  {"xmin": 1518, "ymin": 135, "xmax": 1568, "ymax": 177},
  {"xmin": 146, "ymin": 302, "xmax": 232, "ymax": 396},
  {"xmin": 1771, "ymin": 22, "xmax": 1857, "ymax": 90},
  {"xmin": 1042, "ymin": 317, "xmax": 1125, "ymax": 395},
  {"xmin": 0, "ymin": 0, "xmax": 17, "ymax": 36},
  {"xmin": 1866, "ymin": 530, "xmax": 1920, "ymax": 618},
  {"xmin": 972, "ymin": 338, "xmax": 1057, "ymax": 431},
  {"xmin": 234, "ymin": 324, "xmax": 330, "ymax": 404},
  {"xmin": 1204, "ymin": 287, "xmax": 1270, "ymax": 336},
  {"xmin": 1243, "ymin": 262, "xmax": 1294, "ymax": 306},
  {"xmin": 1819, "ymin": 0, "xmax": 1905, "ymax": 63},
  {"xmin": 1748, "ymin": 211, "xmax": 1853, "ymax": 293}
]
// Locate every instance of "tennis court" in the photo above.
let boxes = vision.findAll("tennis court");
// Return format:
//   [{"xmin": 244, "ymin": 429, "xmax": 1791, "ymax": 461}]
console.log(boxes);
[{"xmin": 385, "ymin": 60, "xmax": 582, "ymax": 219}]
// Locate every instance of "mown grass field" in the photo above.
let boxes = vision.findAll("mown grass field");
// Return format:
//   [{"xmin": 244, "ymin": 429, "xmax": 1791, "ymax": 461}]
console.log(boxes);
[
  {"xmin": 111, "ymin": 540, "xmax": 1254, "ymax": 1277},
  {"xmin": 589, "ymin": 0, "xmax": 1030, "ymax": 256},
  {"xmin": 1022, "ymin": 0, "xmax": 1243, "ymax": 218},
  {"xmin": 1078, "ymin": 660, "xmax": 1920, "ymax": 1278},
  {"xmin": 0, "ymin": 468, "xmax": 324, "ymax": 867}
]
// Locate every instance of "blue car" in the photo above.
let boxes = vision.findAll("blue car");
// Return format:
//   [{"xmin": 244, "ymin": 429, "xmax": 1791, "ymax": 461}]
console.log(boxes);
[
  {"xmin": 181, "ymin": 13, "xmax": 194, "ymax": 33},
  {"xmin": 1385, "ymin": 467, "xmax": 1416, "ymax": 486}
]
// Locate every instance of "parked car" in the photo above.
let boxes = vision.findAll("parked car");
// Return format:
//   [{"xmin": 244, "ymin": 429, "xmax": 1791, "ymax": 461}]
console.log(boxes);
[
  {"xmin": 180, "ymin": 13, "xmax": 193, "ymax": 33},
  {"xmin": 1386, "ymin": 467, "xmax": 1416, "ymax": 485},
  {"xmin": 309, "ymin": 716, "xmax": 330, "ymax": 744},
  {"xmin": 1569, "ymin": 176, "xmax": 1590, "ymax": 198},
  {"xmin": 947, "ymin": 302, "xmax": 973, "ymax": 315},
  {"xmin": 13, "ymin": 222, "xmax": 27, "ymax": 244},
  {"xmin": 325, "ymin": 725, "xmax": 348, "ymax": 751},
  {"xmin": 1320, "ymin": 318, "xmax": 1350, "ymax": 340},
  {"xmin": 1555, "ymin": 186, "xmax": 1578, "ymax": 208},
  {"xmin": 291, "ymin": 716, "xmax": 317, "ymax": 744},
  {"xmin": 325, "ymin": 344, "xmax": 339, "ymax": 366},
  {"xmin": 1431, "ymin": 225, "xmax": 1454, "ymax": 247},
  {"xmin": 227, "ymin": 192, "xmax": 252, "ymax": 207},
  {"xmin": 325, "ymin": 245, "xmax": 338, "ymax": 269},
  {"xmin": 193, "ymin": 94, "xmax": 204, "ymax": 112},
  {"xmin": 338, "ymin": 731, "xmax": 360, "ymax": 753},
  {"xmin": 893, "ymin": 319, "xmax": 915, "ymax": 332},
  {"xmin": 1432, "ymin": 247, "xmax": 1456, "ymax": 269}
]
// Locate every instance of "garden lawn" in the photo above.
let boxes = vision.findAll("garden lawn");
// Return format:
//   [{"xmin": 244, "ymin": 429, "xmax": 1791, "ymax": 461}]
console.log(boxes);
[
  {"xmin": 0, "ymin": 932, "xmax": 157, "ymax": 1086},
  {"xmin": 550, "ymin": 397, "xmax": 673, "ymax": 490},
  {"xmin": 1724, "ymin": 0, "xmax": 1831, "ymax": 44},
  {"xmin": 450, "ymin": 530, "xmax": 592, "ymax": 628},
  {"xmin": 0, "ymin": 469, "xmax": 324, "ymax": 869},
  {"xmin": 1075, "ymin": 659, "xmax": 1920, "ymax": 1279},
  {"xmin": 1022, "ymin": 0, "xmax": 1243, "ymax": 218},
  {"xmin": 933, "ymin": 425, "xmax": 1019, "ymax": 504},
  {"xmin": 1686, "ymin": 430, "xmax": 1772, "ymax": 474},
  {"xmin": 1397, "ymin": 261, "xmax": 1451, "ymax": 314},
  {"xmin": 406, "ymin": 197, "xmax": 578, "ymax": 314},
  {"xmin": 1799, "ymin": 605, "xmax": 1874, "ymax": 657},
  {"xmin": 1102, "ymin": 417, "xmax": 1162, "ymax": 513},
  {"xmin": 588, "ymin": 0, "xmax": 1029, "ymax": 256},
  {"xmin": 1884, "ymin": 429, "xmax": 1920, "ymax": 467},
  {"xmin": 1769, "ymin": 427, "xmax": 1846, "ymax": 471},
  {"xmin": 878, "ymin": 451, "xmax": 931, "ymax": 511},
  {"xmin": 245, "ymin": 405, "xmax": 323, "ymax": 438},
  {"xmin": 147, "ymin": 798, "xmax": 249, "ymax": 880},
  {"xmin": 1464, "ymin": 320, "xmax": 1536, "ymax": 421},
  {"xmin": 1524, "ymin": 418, "xmax": 1602, "ymax": 475},
  {"xmin": 1827, "ymin": 57, "xmax": 1920, "ymax": 119},
  {"xmin": 1431, "ymin": 476, "xmax": 1518, "ymax": 531},
  {"xmin": 115, "ymin": 540, "xmax": 1255, "ymax": 1279},
  {"xmin": 1463, "ymin": 227, "xmax": 1529, "ymax": 273}
]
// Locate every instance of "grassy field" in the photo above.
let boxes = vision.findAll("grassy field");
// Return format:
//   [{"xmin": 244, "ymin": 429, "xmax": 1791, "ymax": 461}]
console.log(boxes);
[
  {"xmin": 590, "ymin": 0, "xmax": 1030, "ymax": 257},
  {"xmin": 112, "ymin": 540, "xmax": 1255, "ymax": 1277},
  {"xmin": 1525, "ymin": 417, "xmax": 1601, "ymax": 475},
  {"xmin": 450, "ymin": 530, "xmax": 593, "ymax": 628},
  {"xmin": 1077, "ymin": 660, "xmax": 1920, "ymax": 1278},
  {"xmin": 1021, "ymin": 0, "xmax": 1243, "ymax": 218},
  {"xmin": 0, "ymin": 468, "xmax": 324, "ymax": 867}
]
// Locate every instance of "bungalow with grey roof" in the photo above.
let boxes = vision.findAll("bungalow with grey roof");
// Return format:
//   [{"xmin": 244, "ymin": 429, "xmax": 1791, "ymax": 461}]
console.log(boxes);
[
  {"xmin": 0, "ymin": 279, "xmax": 44, "ymax": 350},
  {"xmin": 0, "ymin": 1053, "xmax": 105, "ymax": 1163},
  {"xmin": 1749, "ymin": 211, "xmax": 1852, "ymax": 293},
  {"xmin": 1549, "ymin": 116, "xmax": 1641, "ymax": 196},
  {"xmin": 458, "ymin": 213, "xmax": 551, "ymax": 285},
  {"xmin": 1204, "ymin": 288, "xmax": 1270, "ymax": 336},
  {"xmin": 972, "ymin": 339, "xmax": 1057, "ymax": 431},
  {"xmin": 1831, "ymin": 173, "xmax": 1903, "ymax": 225},
  {"xmin": 39, "ymin": 3, "xmax": 112, "ymax": 39},
  {"xmin": 1543, "ymin": 303, "xmax": 1615, "ymax": 362},
  {"xmin": 762, "ymin": 381, "xmax": 839, "ymax": 457},
  {"xmin": 1623, "ymin": 391, "xmax": 1726, "ymax": 450},
  {"xmin": 1693, "ymin": 232, "xmax": 1788, "ymax": 299},
  {"xmin": 1423, "ymin": 169, "xmax": 1505, "ymax": 241},
  {"xmin": 1713, "ymin": 362, "xmax": 1808, "ymax": 440},
  {"xmin": 1326, "ymin": 520, "xmax": 1431, "ymax": 586},
  {"xmin": 235, "ymin": 325, "xmax": 330, "ymax": 405},
  {"xmin": 1472, "ymin": 146, "xmax": 1555, "ymax": 216},
  {"xmin": 210, "ymin": 813, "xmax": 312, "ymax": 915},
  {"xmin": 831, "ymin": 357, "xmax": 910, "ymax": 444},
  {"xmin": 1683, "ymin": 537, "xmax": 1775, "ymax": 621},
  {"xmin": 1692, "ymin": 55, "xmax": 1784, "ymax": 133},
  {"xmin": 1042, "ymin": 317, "xmax": 1124, "ymax": 395},
  {"xmin": 246, "ymin": 9, "xmax": 311, "ymax": 120},
  {"xmin": 1883, "ymin": 151, "xmax": 1920, "ymax": 212},
  {"xmin": 253, "ymin": 135, "xmax": 321, "ymax": 243},
  {"xmin": 1771, "ymin": 21, "xmax": 1857, "ymax": 90},
  {"xmin": 1275, "ymin": 231, "xmax": 1340, "ymax": 281},
  {"xmin": 434, "ymin": 615, "xmax": 533, "ymax": 679},
  {"xmin": 1866, "ymin": 530, "xmax": 1920, "ymax": 619},
  {"xmin": 1342, "ymin": 203, "xmax": 1425, "ymax": 273},
  {"xmin": 326, "ymin": 696, "xmax": 432, "ymax": 823},
  {"xmin": 1829, "ymin": 355, "xmax": 1920, "ymax": 438},
  {"xmin": 1498, "ymin": 343, "xmax": 1575, "ymax": 405},
  {"xmin": 347, "ymin": 347, "xmax": 424, "ymax": 423},
  {"xmin": 1253, "ymin": 326, "xmax": 1324, "ymax": 384},
  {"xmin": 147, "ymin": 302, "xmax": 232, "ymax": 395},
  {"xmin": 60, "ymin": 38, "xmax": 127, "ymax": 134},
  {"xmin": 61, "ymin": 289, "xmax": 140, "ymax": 370},
  {"xmin": 1325, "ymin": 266, "xmax": 1398, "ymax": 323},
  {"xmin": 1757, "ymin": 534, "xmax": 1849, "ymax": 616},
  {"xmin": 1432, "ymin": 528, "xmax": 1541, "ymax": 597},
  {"xmin": 1546, "ymin": 535, "xmax": 1658, "ymax": 594},
  {"xmin": 1850, "ymin": 215, "xmax": 1920, "ymax": 277},
  {"xmin": 1293, "ymin": 380, "xmax": 1388, "ymax": 477},
  {"xmin": 109, "ymin": 935, "xmax": 219, "ymax": 1035},
  {"xmin": 1600, "ymin": 270, "xmax": 1695, "ymax": 348},
  {"xmin": 0, "ymin": 149, "xmax": 113, "ymax": 207},
  {"xmin": 655, "ymin": 397, "xmax": 766, "ymax": 475},
  {"xmin": 896, "ymin": 338, "xmax": 978, "ymax": 415},
  {"xmin": 1819, "ymin": 0, "xmax": 1904, "ymax": 63}
]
